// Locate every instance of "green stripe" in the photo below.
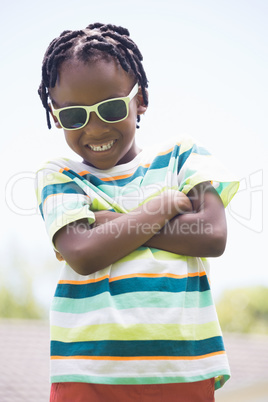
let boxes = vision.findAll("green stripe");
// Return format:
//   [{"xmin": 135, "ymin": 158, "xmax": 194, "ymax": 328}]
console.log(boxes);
[
  {"xmin": 51, "ymin": 290, "xmax": 213, "ymax": 314},
  {"xmin": 48, "ymin": 207, "xmax": 95, "ymax": 241},
  {"xmin": 117, "ymin": 247, "xmax": 159, "ymax": 263},
  {"xmin": 51, "ymin": 371, "xmax": 230, "ymax": 387},
  {"xmin": 46, "ymin": 201, "xmax": 89, "ymax": 228},
  {"xmin": 148, "ymin": 249, "xmax": 188, "ymax": 261},
  {"xmin": 221, "ymin": 182, "xmax": 240, "ymax": 208},
  {"xmin": 51, "ymin": 321, "xmax": 221, "ymax": 342},
  {"xmin": 91, "ymin": 197, "xmax": 112, "ymax": 211},
  {"xmin": 35, "ymin": 172, "xmax": 72, "ymax": 204},
  {"xmin": 139, "ymin": 167, "xmax": 168, "ymax": 185},
  {"xmin": 136, "ymin": 185, "xmax": 178, "ymax": 209}
]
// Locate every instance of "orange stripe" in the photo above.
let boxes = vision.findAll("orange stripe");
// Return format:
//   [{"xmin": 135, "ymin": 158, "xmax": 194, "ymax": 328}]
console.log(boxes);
[
  {"xmin": 157, "ymin": 143, "xmax": 180, "ymax": 156},
  {"xmin": 157, "ymin": 147, "xmax": 174, "ymax": 156},
  {"xmin": 59, "ymin": 167, "xmax": 70, "ymax": 173},
  {"xmin": 101, "ymin": 174, "xmax": 133, "ymax": 182},
  {"xmin": 109, "ymin": 272, "xmax": 206, "ymax": 283},
  {"xmin": 75, "ymin": 170, "xmax": 134, "ymax": 182},
  {"xmin": 42, "ymin": 192, "xmax": 67, "ymax": 208},
  {"xmin": 79, "ymin": 170, "xmax": 91, "ymax": 176},
  {"xmin": 58, "ymin": 271, "xmax": 206, "ymax": 285},
  {"xmin": 51, "ymin": 351, "xmax": 225, "ymax": 361},
  {"xmin": 59, "ymin": 144, "xmax": 181, "ymax": 178},
  {"xmin": 77, "ymin": 164, "xmax": 151, "ymax": 178},
  {"xmin": 59, "ymin": 275, "xmax": 110, "ymax": 285}
]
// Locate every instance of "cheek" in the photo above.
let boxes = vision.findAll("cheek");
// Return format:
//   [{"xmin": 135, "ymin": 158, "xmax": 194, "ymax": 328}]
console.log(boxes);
[
  {"xmin": 64, "ymin": 133, "xmax": 72, "ymax": 147},
  {"xmin": 64, "ymin": 132, "xmax": 80, "ymax": 151},
  {"xmin": 123, "ymin": 107, "xmax": 138, "ymax": 134},
  {"xmin": 119, "ymin": 120, "xmax": 137, "ymax": 143}
]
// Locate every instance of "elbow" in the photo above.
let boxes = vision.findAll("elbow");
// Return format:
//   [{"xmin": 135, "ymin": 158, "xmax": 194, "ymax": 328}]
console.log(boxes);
[
  {"xmin": 65, "ymin": 256, "xmax": 102, "ymax": 276},
  {"xmin": 207, "ymin": 228, "xmax": 227, "ymax": 257},
  {"xmin": 66, "ymin": 258, "xmax": 94, "ymax": 276},
  {"xmin": 54, "ymin": 224, "xmax": 107, "ymax": 275},
  {"xmin": 63, "ymin": 243, "xmax": 105, "ymax": 276}
]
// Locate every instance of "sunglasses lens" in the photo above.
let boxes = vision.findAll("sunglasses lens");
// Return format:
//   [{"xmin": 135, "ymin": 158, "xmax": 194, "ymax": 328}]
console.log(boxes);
[
  {"xmin": 98, "ymin": 100, "xmax": 127, "ymax": 122},
  {"xmin": 59, "ymin": 108, "xmax": 87, "ymax": 129},
  {"xmin": 57, "ymin": 98, "xmax": 128, "ymax": 129}
]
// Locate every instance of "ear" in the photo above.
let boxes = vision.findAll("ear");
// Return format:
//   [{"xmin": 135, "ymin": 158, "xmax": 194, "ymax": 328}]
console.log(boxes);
[
  {"xmin": 137, "ymin": 86, "xmax": 148, "ymax": 116},
  {"xmin": 48, "ymin": 103, "xmax": 62, "ymax": 129}
]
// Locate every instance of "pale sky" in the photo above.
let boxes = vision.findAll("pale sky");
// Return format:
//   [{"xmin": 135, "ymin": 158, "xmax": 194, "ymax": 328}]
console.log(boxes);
[{"xmin": 1, "ymin": 0, "xmax": 267, "ymax": 304}]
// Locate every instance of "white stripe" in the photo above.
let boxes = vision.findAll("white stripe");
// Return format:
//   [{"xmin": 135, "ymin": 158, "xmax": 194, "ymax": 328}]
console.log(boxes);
[
  {"xmin": 51, "ymin": 354, "xmax": 229, "ymax": 380},
  {"xmin": 50, "ymin": 305, "xmax": 218, "ymax": 328},
  {"xmin": 57, "ymin": 252, "xmax": 209, "ymax": 283},
  {"xmin": 43, "ymin": 193, "xmax": 90, "ymax": 216}
]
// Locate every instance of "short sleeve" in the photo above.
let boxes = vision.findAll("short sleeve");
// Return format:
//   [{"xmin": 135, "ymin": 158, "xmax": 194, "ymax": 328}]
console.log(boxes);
[
  {"xmin": 177, "ymin": 136, "xmax": 239, "ymax": 207},
  {"xmin": 35, "ymin": 160, "xmax": 95, "ymax": 250}
]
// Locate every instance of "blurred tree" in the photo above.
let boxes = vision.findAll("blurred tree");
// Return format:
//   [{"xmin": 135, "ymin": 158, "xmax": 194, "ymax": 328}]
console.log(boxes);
[
  {"xmin": 216, "ymin": 286, "xmax": 268, "ymax": 334},
  {"xmin": 0, "ymin": 243, "xmax": 59, "ymax": 319},
  {"xmin": 0, "ymin": 257, "xmax": 47, "ymax": 318},
  {"xmin": 0, "ymin": 284, "xmax": 44, "ymax": 319}
]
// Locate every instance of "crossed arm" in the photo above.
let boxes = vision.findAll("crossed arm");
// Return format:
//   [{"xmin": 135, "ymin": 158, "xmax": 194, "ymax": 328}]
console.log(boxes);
[{"xmin": 54, "ymin": 182, "xmax": 227, "ymax": 275}]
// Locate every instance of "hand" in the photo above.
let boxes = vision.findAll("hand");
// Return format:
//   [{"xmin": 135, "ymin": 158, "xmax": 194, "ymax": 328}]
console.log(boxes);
[
  {"xmin": 159, "ymin": 189, "xmax": 193, "ymax": 216},
  {"xmin": 171, "ymin": 190, "xmax": 193, "ymax": 214}
]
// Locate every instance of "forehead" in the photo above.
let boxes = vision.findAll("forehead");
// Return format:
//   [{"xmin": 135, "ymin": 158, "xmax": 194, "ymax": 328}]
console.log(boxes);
[{"xmin": 49, "ymin": 58, "xmax": 135, "ymax": 107}]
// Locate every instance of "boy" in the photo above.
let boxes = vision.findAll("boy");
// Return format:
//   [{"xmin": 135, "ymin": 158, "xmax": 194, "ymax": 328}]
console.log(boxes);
[{"xmin": 36, "ymin": 23, "xmax": 239, "ymax": 401}]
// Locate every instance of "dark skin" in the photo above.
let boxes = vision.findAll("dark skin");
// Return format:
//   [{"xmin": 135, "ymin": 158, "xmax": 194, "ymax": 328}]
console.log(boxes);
[
  {"xmin": 50, "ymin": 58, "xmax": 227, "ymax": 275},
  {"xmin": 54, "ymin": 181, "xmax": 227, "ymax": 275}
]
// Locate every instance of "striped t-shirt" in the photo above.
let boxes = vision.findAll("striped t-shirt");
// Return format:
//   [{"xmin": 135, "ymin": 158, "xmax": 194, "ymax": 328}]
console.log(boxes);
[{"xmin": 35, "ymin": 136, "xmax": 239, "ymax": 390}]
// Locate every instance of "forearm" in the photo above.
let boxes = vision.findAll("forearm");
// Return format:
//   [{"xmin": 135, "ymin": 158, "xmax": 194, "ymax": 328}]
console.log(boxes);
[
  {"xmin": 145, "ymin": 183, "xmax": 227, "ymax": 257},
  {"xmin": 54, "ymin": 190, "xmax": 192, "ymax": 275},
  {"xmin": 94, "ymin": 200, "xmax": 226, "ymax": 257},
  {"xmin": 145, "ymin": 210, "xmax": 226, "ymax": 257}
]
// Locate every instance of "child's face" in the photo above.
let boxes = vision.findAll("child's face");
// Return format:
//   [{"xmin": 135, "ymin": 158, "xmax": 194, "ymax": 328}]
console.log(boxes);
[{"xmin": 49, "ymin": 58, "xmax": 146, "ymax": 170}]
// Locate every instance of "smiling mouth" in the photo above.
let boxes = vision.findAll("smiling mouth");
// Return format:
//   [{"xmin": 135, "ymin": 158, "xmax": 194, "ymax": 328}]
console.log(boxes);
[{"xmin": 87, "ymin": 140, "xmax": 116, "ymax": 152}]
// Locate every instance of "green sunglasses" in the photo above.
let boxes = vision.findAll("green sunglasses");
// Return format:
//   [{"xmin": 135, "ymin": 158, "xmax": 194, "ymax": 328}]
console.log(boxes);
[{"xmin": 51, "ymin": 83, "xmax": 139, "ymax": 131}]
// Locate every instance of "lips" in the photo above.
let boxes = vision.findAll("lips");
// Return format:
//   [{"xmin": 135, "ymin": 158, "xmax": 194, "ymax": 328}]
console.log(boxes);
[{"xmin": 87, "ymin": 140, "xmax": 116, "ymax": 152}]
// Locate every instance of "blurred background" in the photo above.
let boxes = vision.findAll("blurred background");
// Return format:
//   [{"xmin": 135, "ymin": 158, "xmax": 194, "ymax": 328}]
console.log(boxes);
[{"xmin": 1, "ymin": 0, "xmax": 267, "ymax": 401}]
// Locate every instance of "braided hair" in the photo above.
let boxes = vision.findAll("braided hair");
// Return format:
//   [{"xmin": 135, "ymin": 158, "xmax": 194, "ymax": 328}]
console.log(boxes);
[{"xmin": 38, "ymin": 23, "xmax": 148, "ymax": 129}]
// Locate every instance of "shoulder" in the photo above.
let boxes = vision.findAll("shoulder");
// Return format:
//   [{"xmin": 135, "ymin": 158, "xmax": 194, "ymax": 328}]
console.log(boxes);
[
  {"xmin": 141, "ymin": 135, "xmax": 202, "ymax": 163},
  {"xmin": 35, "ymin": 157, "xmax": 84, "ymax": 175},
  {"xmin": 36, "ymin": 157, "xmax": 72, "ymax": 173},
  {"xmin": 34, "ymin": 157, "xmax": 83, "ymax": 193}
]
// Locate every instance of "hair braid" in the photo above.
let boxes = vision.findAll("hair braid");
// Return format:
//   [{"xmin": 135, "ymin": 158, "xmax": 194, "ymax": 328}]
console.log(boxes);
[
  {"xmin": 39, "ymin": 23, "xmax": 148, "ymax": 129},
  {"xmin": 83, "ymin": 40, "xmax": 130, "ymax": 72}
]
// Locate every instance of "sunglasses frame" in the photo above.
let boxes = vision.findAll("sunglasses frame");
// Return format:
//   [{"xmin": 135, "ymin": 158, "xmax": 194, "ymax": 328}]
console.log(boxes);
[{"xmin": 51, "ymin": 83, "xmax": 139, "ymax": 131}]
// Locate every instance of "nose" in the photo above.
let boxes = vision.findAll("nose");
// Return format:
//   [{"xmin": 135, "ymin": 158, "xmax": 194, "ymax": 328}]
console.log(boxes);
[{"xmin": 83, "ymin": 111, "xmax": 108, "ymax": 136}]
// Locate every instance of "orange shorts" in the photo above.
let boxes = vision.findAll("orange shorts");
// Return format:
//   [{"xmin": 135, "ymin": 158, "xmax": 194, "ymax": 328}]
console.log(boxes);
[{"xmin": 50, "ymin": 379, "xmax": 215, "ymax": 402}]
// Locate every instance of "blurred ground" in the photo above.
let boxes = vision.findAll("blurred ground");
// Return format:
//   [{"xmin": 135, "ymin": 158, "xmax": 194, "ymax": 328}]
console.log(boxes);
[
  {"xmin": 0, "ymin": 319, "xmax": 50, "ymax": 402},
  {"xmin": 216, "ymin": 333, "xmax": 268, "ymax": 401},
  {"xmin": 0, "ymin": 320, "xmax": 267, "ymax": 401}
]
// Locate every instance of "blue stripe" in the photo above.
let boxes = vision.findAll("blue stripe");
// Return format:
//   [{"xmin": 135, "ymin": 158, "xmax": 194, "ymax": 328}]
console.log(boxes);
[
  {"xmin": 41, "ymin": 182, "xmax": 87, "ymax": 204},
  {"xmin": 191, "ymin": 144, "xmax": 211, "ymax": 156},
  {"xmin": 176, "ymin": 144, "xmax": 211, "ymax": 174},
  {"xmin": 177, "ymin": 150, "xmax": 190, "ymax": 173},
  {"xmin": 39, "ymin": 144, "xmax": 211, "ymax": 215},
  {"xmin": 80, "ymin": 154, "xmax": 173, "ymax": 187},
  {"xmin": 149, "ymin": 152, "xmax": 173, "ymax": 170},
  {"xmin": 83, "ymin": 166, "xmax": 149, "ymax": 187},
  {"xmin": 54, "ymin": 276, "xmax": 210, "ymax": 299},
  {"xmin": 61, "ymin": 169, "xmax": 81, "ymax": 180},
  {"xmin": 39, "ymin": 203, "xmax": 44, "ymax": 219},
  {"xmin": 51, "ymin": 336, "xmax": 225, "ymax": 357},
  {"xmin": 40, "ymin": 181, "xmax": 87, "ymax": 218}
]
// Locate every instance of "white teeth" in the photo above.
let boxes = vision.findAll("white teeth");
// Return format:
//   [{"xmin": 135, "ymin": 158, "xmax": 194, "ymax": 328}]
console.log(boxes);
[{"xmin": 88, "ymin": 140, "xmax": 115, "ymax": 152}]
